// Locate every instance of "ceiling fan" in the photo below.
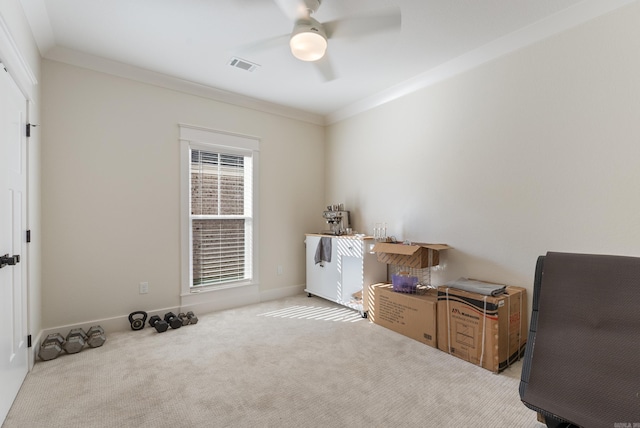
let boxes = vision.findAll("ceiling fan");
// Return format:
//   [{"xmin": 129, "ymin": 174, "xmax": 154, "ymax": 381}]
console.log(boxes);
[
  {"xmin": 245, "ymin": 0, "xmax": 401, "ymax": 80},
  {"xmin": 285, "ymin": 0, "xmax": 331, "ymax": 62}
]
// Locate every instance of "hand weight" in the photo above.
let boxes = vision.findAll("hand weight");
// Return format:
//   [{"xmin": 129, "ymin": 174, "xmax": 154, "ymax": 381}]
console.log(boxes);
[
  {"xmin": 128, "ymin": 311, "xmax": 147, "ymax": 331},
  {"xmin": 186, "ymin": 311, "xmax": 198, "ymax": 325},
  {"xmin": 87, "ymin": 325, "xmax": 107, "ymax": 348},
  {"xmin": 64, "ymin": 328, "xmax": 87, "ymax": 354},
  {"xmin": 164, "ymin": 312, "xmax": 182, "ymax": 329},
  {"xmin": 149, "ymin": 315, "xmax": 168, "ymax": 333},
  {"xmin": 39, "ymin": 333, "xmax": 65, "ymax": 361},
  {"xmin": 178, "ymin": 313, "xmax": 190, "ymax": 326},
  {"xmin": 178, "ymin": 312, "xmax": 198, "ymax": 326}
]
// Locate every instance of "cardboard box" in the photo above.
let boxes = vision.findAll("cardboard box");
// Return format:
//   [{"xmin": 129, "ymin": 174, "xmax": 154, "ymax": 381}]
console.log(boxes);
[
  {"xmin": 364, "ymin": 283, "xmax": 437, "ymax": 348},
  {"xmin": 436, "ymin": 284, "xmax": 527, "ymax": 373},
  {"xmin": 372, "ymin": 242, "xmax": 452, "ymax": 268}
]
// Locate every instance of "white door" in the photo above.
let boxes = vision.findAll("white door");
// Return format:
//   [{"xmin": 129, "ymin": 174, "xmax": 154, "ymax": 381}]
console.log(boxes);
[{"xmin": 0, "ymin": 66, "xmax": 29, "ymax": 422}]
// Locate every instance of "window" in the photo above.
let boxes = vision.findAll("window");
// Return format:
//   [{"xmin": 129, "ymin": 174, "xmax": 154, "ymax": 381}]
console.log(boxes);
[{"xmin": 180, "ymin": 125, "xmax": 259, "ymax": 292}]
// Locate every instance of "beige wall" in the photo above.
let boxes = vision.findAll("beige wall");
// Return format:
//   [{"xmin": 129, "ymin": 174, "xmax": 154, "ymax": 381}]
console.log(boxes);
[
  {"xmin": 326, "ymin": 2, "xmax": 640, "ymax": 313},
  {"xmin": 41, "ymin": 60, "xmax": 325, "ymax": 328},
  {"xmin": 18, "ymin": 0, "xmax": 640, "ymax": 332}
]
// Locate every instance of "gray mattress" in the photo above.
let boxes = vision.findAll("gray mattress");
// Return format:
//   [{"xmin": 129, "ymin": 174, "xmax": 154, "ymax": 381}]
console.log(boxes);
[{"xmin": 519, "ymin": 252, "xmax": 640, "ymax": 427}]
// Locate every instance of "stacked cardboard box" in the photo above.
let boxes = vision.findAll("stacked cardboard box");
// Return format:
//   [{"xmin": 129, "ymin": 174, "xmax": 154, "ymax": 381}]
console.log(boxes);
[
  {"xmin": 365, "ymin": 280, "xmax": 528, "ymax": 373},
  {"xmin": 364, "ymin": 283, "xmax": 437, "ymax": 348},
  {"xmin": 365, "ymin": 242, "xmax": 451, "ymax": 348},
  {"xmin": 366, "ymin": 242, "xmax": 527, "ymax": 373},
  {"xmin": 436, "ymin": 285, "xmax": 528, "ymax": 373}
]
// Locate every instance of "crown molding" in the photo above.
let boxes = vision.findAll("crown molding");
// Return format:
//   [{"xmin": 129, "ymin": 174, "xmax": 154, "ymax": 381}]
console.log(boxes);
[
  {"xmin": 0, "ymin": 13, "xmax": 38, "ymax": 101},
  {"xmin": 20, "ymin": 0, "xmax": 325, "ymax": 124},
  {"xmin": 20, "ymin": 0, "xmax": 636, "ymax": 126},
  {"xmin": 326, "ymin": 0, "xmax": 636, "ymax": 124},
  {"xmin": 44, "ymin": 46, "xmax": 326, "ymax": 126}
]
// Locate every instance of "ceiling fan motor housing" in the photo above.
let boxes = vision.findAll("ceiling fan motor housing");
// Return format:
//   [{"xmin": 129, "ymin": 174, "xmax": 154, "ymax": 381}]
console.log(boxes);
[
  {"xmin": 291, "ymin": 17, "xmax": 326, "ymax": 40},
  {"xmin": 290, "ymin": 16, "xmax": 328, "ymax": 61}
]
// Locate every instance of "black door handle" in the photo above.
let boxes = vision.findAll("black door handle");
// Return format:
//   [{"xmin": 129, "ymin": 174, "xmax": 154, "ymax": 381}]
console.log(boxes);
[{"xmin": 0, "ymin": 254, "xmax": 20, "ymax": 268}]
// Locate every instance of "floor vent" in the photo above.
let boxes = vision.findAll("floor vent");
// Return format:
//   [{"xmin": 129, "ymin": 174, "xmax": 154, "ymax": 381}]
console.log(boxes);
[{"xmin": 228, "ymin": 57, "xmax": 260, "ymax": 72}]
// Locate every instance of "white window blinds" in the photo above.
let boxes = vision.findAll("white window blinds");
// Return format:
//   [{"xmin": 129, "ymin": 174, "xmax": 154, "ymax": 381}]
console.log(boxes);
[{"xmin": 190, "ymin": 149, "xmax": 252, "ymax": 287}]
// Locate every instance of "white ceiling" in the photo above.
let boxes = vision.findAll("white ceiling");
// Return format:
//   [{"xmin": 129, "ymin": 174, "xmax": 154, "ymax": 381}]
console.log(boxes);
[{"xmin": 18, "ymin": 0, "xmax": 633, "ymax": 123}]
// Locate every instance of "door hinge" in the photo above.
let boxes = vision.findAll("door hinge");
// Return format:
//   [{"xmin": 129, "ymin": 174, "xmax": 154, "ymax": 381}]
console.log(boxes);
[
  {"xmin": 26, "ymin": 230, "xmax": 31, "ymax": 243},
  {"xmin": 28, "ymin": 335, "xmax": 32, "ymax": 348},
  {"xmin": 26, "ymin": 123, "xmax": 38, "ymax": 137}
]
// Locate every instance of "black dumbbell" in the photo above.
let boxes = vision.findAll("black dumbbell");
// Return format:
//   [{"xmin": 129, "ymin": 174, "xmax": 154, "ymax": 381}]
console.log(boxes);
[
  {"xmin": 149, "ymin": 315, "xmax": 168, "ymax": 333},
  {"xmin": 164, "ymin": 312, "xmax": 182, "ymax": 329},
  {"xmin": 186, "ymin": 311, "xmax": 198, "ymax": 325}
]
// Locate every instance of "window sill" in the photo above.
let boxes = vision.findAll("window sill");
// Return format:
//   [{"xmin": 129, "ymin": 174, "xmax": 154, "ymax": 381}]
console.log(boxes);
[{"xmin": 183, "ymin": 280, "xmax": 255, "ymax": 296}]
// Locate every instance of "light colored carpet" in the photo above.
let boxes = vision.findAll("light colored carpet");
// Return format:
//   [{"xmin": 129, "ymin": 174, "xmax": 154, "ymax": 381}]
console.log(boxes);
[{"xmin": 3, "ymin": 294, "xmax": 542, "ymax": 428}]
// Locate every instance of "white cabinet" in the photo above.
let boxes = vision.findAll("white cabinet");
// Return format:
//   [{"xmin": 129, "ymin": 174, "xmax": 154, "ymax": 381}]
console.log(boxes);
[
  {"xmin": 305, "ymin": 235, "xmax": 340, "ymax": 302},
  {"xmin": 305, "ymin": 234, "xmax": 386, "ymax": 313}
]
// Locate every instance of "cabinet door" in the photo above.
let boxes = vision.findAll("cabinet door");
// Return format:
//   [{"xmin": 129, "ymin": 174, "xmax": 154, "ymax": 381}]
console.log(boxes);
[
  {"xmin": 305, "ymin": 236, "xmax": 339, "ymax": 302},
  {"xmin": 340, "ymin": 256, "xmax": 363, "ymax": 304}
]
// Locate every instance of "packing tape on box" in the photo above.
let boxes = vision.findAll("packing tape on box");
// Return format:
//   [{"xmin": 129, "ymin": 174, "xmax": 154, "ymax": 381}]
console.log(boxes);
[
  {"xmin": 480, "ymin": 295, "xmax": 487, "ymax": 369},
  {"xmin": 507, "ymin": 292, "xmax": 511, "ymax": 369}
]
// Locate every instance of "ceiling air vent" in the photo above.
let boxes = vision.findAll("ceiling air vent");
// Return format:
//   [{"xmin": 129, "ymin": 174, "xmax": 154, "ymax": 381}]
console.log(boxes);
[{"xmin": 228, "ymin": 57, "xmax": 260, "ymax": 72}]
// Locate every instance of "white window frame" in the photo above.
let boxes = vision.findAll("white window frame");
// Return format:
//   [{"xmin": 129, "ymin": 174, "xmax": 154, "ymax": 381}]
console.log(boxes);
[{"xmin": 180, "ymin": 124, "xmax": 260, "ymax": 295}]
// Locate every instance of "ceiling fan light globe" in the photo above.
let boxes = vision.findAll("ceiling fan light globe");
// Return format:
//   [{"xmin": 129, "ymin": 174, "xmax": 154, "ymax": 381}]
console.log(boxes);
[{"xmin": 290, "ymin": 31, "xmax": 327, "ymax": 62}]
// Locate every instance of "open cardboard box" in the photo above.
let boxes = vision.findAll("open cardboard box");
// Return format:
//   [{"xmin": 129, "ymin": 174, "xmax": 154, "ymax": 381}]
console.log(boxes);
[{"xmin": 372, "ymin": 242, "xmax": 452, "ymax": 268}]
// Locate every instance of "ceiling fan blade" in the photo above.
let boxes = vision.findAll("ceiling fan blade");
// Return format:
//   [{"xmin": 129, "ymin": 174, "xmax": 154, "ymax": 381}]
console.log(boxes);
[
  {"xmin": 312, "ymin": 54, "xmax": 336, "ymax": 82},
  {"xmin": 237, "ymin": 33, "xmax": 291, "ymax": 55},
  {"xmin": 323, "ymin": 8, "xmax": 401, "ymax": 39},
  {"xmin": 272, "ymin": 0, "xmax": 309, "ymax": 21}
]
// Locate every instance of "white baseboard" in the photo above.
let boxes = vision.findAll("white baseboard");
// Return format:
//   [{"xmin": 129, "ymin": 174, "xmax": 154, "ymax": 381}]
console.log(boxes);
[
  {"xmin": 29, "ymin": 331, "xmax": 43, "ymax": 370},
  {"xmin": 32, "ymin": 304, "xmax": 181, "ymax": 364},
  {"xmin": 180, "ymin": 284, "xmax": 261, "ymax": 315},
  {"xmin": 179, "ymin": 283, "xmax": 305, "ymax": 315},
  {"xmin": 31, "ymin": 284, "xmax": 306, "ymax": 364},
  {"xmin": 260, "ymin": 284, "xmax": 305, "ymax": 302},
  {"xmin": 39, "ymin": 305, "xmax": 182, "ymax": 337}
]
